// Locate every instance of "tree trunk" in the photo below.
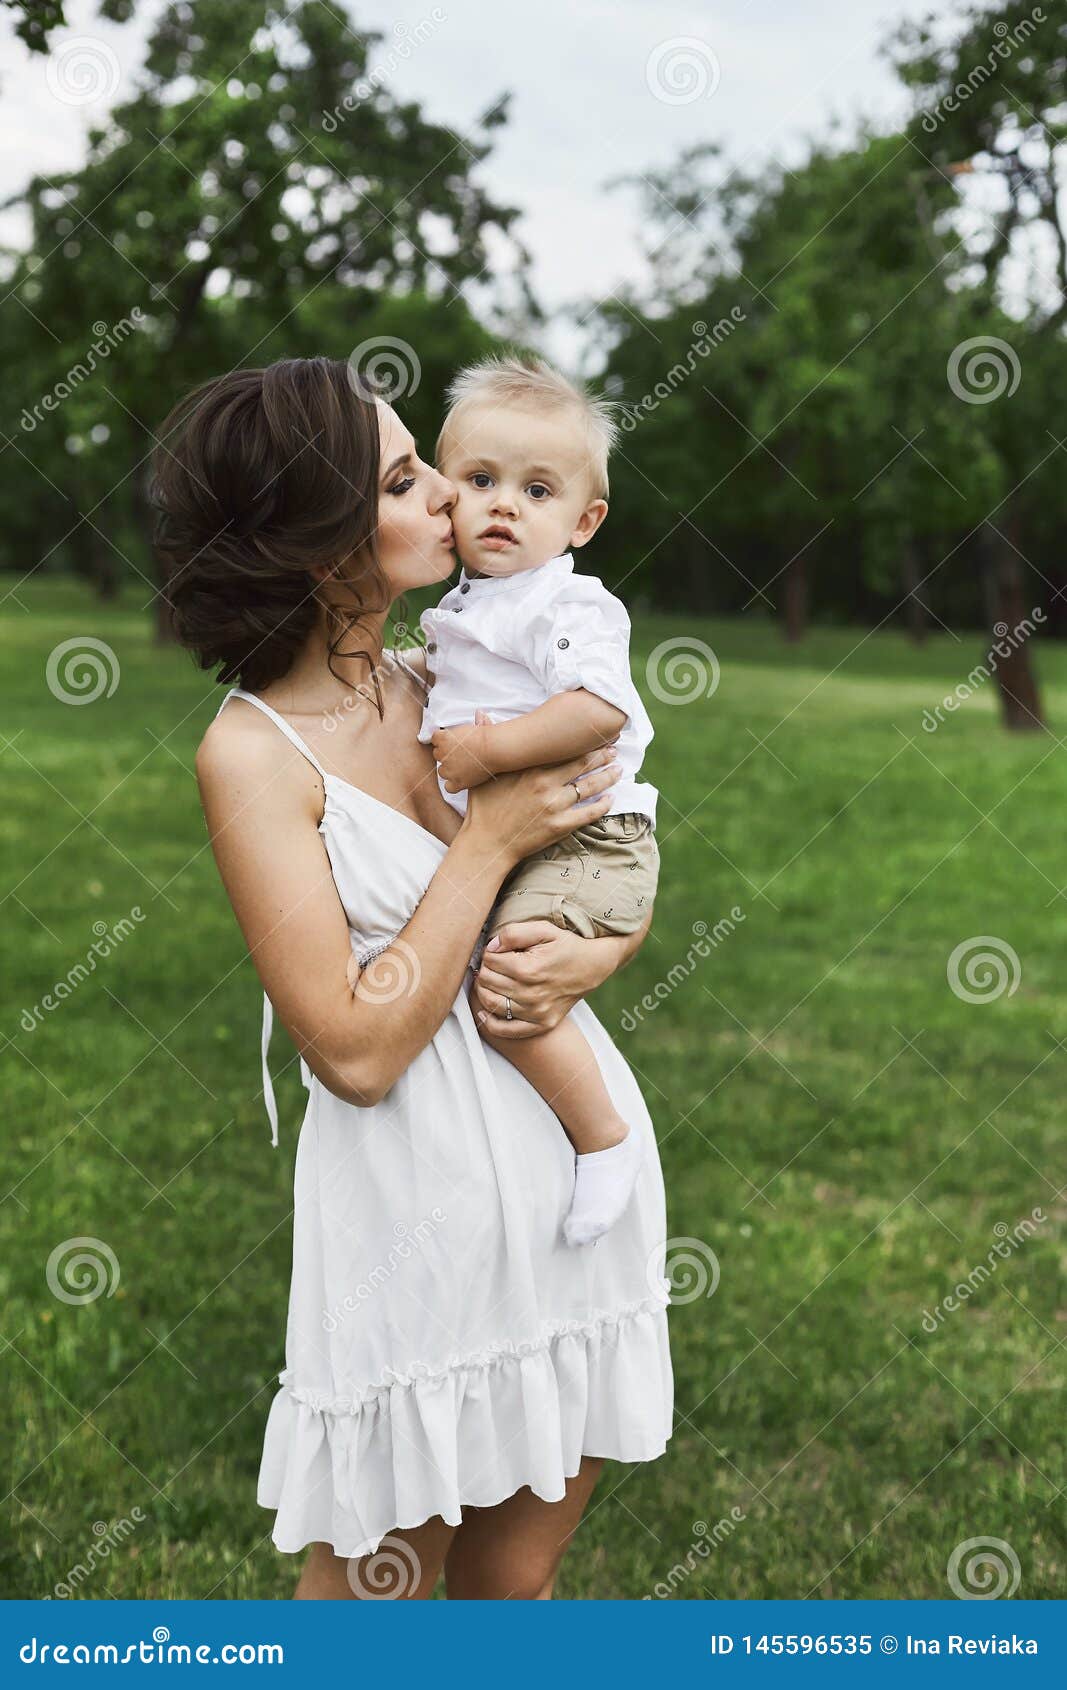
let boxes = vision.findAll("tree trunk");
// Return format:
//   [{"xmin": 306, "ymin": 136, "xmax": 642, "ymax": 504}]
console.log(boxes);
[
  {"xmin": 130, "ymin": 458, "xmax": 176, "ymax": 645},
  {"xmin": 682, "ymin": 526, "xmax": 712, "ymax": 612},
  {"xmin": 901, "ymin": 538, "xmax": 927, "ymax": 644},
  {"xmin": 63, "ymin": 475, "xmax": 120, "ymax": 600},
  {"xmin": 154, "ymin": 557, "xmax": 178, "ymax": 643},
  {"xmin": 981, "ymin": 520, "xmax": 1044, "ymax": 732},
  {"xmin": 782, "ymin": 552, "xmax": 808, "ymax": 643},
  {"xmin": 66, "ymin": 510, "xmax": 96, "ymax": 585}
]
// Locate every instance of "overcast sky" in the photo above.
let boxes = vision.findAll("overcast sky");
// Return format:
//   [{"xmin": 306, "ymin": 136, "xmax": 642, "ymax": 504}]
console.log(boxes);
[{"xmin": 0, "ymin": 0, "xmax": 940, "ymax": 357}]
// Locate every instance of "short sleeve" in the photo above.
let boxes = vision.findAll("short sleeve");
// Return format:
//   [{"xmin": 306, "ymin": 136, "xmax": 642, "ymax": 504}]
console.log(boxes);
[{"xmin": 529, "ymin": 590, "xmax": 636, "ymax": 721}]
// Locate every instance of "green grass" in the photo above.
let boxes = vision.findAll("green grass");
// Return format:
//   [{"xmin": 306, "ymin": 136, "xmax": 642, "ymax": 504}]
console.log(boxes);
[{"xmin": 2, "ymin": 576, "xmax": 1064, "ymax": 1599}]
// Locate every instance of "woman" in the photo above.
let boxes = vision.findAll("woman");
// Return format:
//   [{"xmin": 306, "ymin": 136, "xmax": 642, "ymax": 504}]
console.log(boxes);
[{"xmin": 152, "ymin": 356, "xmax": 673, "ymax": 1600}]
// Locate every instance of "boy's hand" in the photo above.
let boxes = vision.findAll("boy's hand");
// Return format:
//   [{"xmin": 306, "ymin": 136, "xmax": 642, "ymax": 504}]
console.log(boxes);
[{"xmin": 432, "ymin": 718, "xmax": 496, "ymax": 793}]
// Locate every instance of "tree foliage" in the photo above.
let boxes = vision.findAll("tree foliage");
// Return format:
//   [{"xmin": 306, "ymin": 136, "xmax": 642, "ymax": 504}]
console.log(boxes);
[
  {"xmin": 2, "ymin": 0, "xmax": 1065, "ymax": 710},
  {"xmin": 2, "ymin": 0, "xmax": 521, "ymax": 610}
]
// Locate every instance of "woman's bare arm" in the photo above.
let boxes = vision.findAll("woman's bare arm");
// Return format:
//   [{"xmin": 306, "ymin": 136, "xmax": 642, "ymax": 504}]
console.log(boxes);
[{"xmin": 196, "ymin": 709, "xmax": 622, "ymax": 1106}]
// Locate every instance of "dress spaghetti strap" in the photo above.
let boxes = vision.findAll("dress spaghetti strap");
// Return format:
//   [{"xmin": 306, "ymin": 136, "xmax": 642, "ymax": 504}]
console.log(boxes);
[
  {"xmin": 220, "ymin": 686, "xmax": 330, "ymax": 778},
  {"xmin": 389, "ymin": 647, "xmax": 431, "ymax": 695}
]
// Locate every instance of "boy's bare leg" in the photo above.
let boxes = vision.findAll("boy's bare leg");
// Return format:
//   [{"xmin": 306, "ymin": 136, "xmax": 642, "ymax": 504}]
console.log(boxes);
[
  {"xmin": 477, "ymin": 1013, "xmax": 645, "ymax": 1246},
  {"xmin": 483, "ymin": 1014, "xmax": 626, "ymax": 1153}
]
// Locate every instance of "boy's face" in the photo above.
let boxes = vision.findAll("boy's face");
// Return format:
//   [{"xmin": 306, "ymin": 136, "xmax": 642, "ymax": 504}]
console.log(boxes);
[{"xmin": 437, "ymin": 401, "xmax": 607, "ymax": 579}]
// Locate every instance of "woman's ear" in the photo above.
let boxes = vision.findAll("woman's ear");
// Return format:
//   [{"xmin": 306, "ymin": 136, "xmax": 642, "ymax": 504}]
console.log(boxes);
[{"xmin": 569, "ymin": 499, "xmax": 609, "ymax": 550}]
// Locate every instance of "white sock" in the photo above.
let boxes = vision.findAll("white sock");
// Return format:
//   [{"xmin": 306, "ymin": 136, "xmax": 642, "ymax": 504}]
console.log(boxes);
[{"xmin": 563, "ymin": 1122, "xmax": 645, "ymax": 1247}]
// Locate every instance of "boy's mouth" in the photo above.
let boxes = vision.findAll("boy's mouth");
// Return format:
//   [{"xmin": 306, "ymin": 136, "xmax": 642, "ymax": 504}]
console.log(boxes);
[{"xmin": 478, "ymin": 524, "xmax": 517, "ymax": 549}]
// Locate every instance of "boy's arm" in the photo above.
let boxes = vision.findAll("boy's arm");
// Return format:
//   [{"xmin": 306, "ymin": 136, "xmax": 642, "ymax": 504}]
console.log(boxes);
[
  {"xmin": 432, "ymin": 691, "xmax": 626, "ymax": 792},
  {"xmin": 481, "ymin": 691, "xmax": 626, "ymax": 773}
]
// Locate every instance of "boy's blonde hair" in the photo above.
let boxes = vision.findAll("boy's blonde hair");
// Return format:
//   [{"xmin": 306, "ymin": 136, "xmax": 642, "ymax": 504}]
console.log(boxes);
[{"xmin": 436, "ymin": 352, "xmax": 619, "ymax": 500}]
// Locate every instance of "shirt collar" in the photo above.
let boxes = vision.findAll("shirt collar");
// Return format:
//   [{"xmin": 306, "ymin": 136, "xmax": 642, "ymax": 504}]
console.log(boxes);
[{"xmin": 456, "ymin": 551, "xmax": 575, "ymax": 598}]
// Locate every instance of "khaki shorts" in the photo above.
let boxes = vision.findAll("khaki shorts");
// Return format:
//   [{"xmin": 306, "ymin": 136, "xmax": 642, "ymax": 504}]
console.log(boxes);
[{"xmin": 485, "ymin": 812, "xmax": 659, "ymax": 943}]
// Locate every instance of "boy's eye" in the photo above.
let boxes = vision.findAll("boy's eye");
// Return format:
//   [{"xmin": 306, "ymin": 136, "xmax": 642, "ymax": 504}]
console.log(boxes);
[
  {"xmin": 470, "ymin": 472, "xmax": 493, "ymax": 489},
  {"xmin": 387, "ymin": 476, "xmax": 415, "ymax": 496},
  {"xmin": 527, "ymin": 482, "xmax": 551, "ymax": 500}
]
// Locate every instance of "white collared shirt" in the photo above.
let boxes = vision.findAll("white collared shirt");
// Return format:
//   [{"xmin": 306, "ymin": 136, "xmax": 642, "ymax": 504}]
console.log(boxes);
[{"xmin": 417, "ymin": 551, "xmax": 658, "ymax": 824}]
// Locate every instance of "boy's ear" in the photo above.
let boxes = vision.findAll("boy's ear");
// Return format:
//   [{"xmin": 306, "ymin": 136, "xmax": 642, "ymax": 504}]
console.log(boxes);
[{"xmin": 569, "ymin": 498, "xmax": 608, "ymax": 550}]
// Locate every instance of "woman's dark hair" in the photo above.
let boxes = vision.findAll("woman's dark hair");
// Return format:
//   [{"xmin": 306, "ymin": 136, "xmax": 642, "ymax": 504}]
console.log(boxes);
[{"xmin": 150, "ymin": 356, "xmax": 392, "ymax": 708}]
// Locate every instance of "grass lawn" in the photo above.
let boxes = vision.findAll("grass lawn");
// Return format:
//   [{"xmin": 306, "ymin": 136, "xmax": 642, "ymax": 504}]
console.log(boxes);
[{"xmin": 1, "ymin": 576, "xmax": 1064, "ymax": 1599}]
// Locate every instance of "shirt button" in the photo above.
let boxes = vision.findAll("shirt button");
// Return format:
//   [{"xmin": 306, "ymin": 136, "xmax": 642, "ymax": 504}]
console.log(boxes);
[
  {"xmin": 452, "ymin": 606, "xmax": 463, "ymax": 614},
  {"xmin": 426, "ymin": 641, "xmax": 437, "ymax": 652},
  {"xmin": 557, "ymin": 637, "xmax": 570, "ymax": 649},
  {"xmin": 460, "ymin": 582, "xmax": 470, "ymax": 593}
]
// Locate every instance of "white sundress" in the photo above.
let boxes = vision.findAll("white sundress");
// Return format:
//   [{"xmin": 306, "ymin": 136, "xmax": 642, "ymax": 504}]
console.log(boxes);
[{"xmin": 216, "ymin": 655, "xmax": 674, "ymax": 1560}]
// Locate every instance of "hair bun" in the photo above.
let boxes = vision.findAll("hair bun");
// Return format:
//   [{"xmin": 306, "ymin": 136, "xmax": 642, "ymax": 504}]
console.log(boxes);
[{"xmin": 151, "ymin": 358, "xmax": 384, "ymax": 693}]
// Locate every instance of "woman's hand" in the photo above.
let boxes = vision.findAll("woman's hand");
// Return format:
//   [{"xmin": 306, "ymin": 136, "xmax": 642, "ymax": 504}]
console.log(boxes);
[
  {"xmin": 462, "ymin": 735, "xmax": 623, "ymax": 872},
  {"xmin": 470, "ymin": 916, "xmax": 649, "ymax": 1039}
]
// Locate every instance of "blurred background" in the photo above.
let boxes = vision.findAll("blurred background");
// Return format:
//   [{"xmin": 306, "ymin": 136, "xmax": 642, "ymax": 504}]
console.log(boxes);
[{"xmin": 1, "ymin": 0, "xmax": 1064, "ymax": 1601}]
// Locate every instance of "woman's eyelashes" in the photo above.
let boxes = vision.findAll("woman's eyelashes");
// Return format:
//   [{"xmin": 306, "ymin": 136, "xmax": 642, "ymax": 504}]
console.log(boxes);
[{"xmin": 387, "ymin": 475, "xmax": 416, "ymax": 497}]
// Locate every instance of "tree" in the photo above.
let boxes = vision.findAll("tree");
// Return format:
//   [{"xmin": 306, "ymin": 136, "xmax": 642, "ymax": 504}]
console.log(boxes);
[
  {"xmin": 594, "ymin": 136, "xmax": 1000, "ymax": 644},
  {"xmin": 0, "ymin": 2, "xmax": 136, "ymax": 67},
  {"xmin": 2, "ymin": 0, "xmax": 525, "ymax": 631},
  {"xmin": 889, "ymin": 0, "xmax": 1067, "ymax": 725}
]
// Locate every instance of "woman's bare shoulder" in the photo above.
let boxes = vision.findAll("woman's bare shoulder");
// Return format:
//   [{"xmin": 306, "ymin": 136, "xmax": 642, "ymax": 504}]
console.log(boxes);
[
  {"xmin": 197, "ymin": 695, "xmax": 267, "ymax": 773},
  {"xmin": 194, "ymin": 694, "xmax": 317, "ymax": 811}
]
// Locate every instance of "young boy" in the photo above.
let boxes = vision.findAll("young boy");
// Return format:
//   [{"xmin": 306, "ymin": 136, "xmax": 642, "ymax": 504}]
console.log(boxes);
[{"xmin": 417, "ymin": 354, "xmax": 660, "ymax": 1246}]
